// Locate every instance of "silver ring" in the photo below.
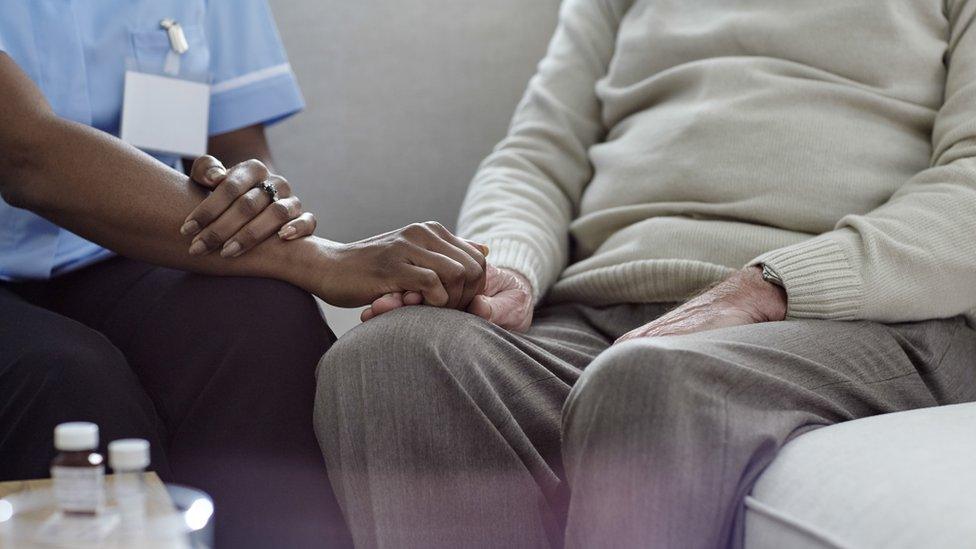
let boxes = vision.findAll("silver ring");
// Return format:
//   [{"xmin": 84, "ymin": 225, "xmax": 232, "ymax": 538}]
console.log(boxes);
[{"xmin": 259, "ymin": 180, "xmax": 279, "ymax": 202}]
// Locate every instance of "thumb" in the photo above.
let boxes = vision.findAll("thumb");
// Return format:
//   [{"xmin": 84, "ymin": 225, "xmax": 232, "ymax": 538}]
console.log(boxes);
[
  {"xmin": 463, "ymin": 240, "xmax": 490, "ymax": 258},
  {"xmin": 467, "ymin": 294, "xmax": 493, "ymax": 322},
  {"xmin": 190, "ymin": 155, "xmax": 228, "ymax": 189}
]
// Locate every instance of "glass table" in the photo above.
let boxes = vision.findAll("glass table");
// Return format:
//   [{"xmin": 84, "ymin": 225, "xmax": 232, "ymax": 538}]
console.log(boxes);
[{"xmin": 0, "ymin": 473, "xmax": 213, "ymax": 548}]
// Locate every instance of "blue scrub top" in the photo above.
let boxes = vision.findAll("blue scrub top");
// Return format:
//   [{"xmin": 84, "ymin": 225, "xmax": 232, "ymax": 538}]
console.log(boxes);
[{"xmin": 0, "ymin": 0, "xmax": 305, "ymax": 281}]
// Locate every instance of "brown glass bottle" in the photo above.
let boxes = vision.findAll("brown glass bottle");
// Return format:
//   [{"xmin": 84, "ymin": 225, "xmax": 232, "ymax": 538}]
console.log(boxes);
[{"xmin": 51, "ymin": 422, "xmax": 105, "ymax": 515}]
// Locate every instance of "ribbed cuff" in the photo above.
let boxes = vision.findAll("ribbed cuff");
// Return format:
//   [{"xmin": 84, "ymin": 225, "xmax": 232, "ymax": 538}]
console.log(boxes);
[
  {"xmin": 749, "ymin": 236, "xmax": 863, "ymax": 320},
  {"xmin": 478, "ymin": 237, "xmax": 550, "ymax": 304}
]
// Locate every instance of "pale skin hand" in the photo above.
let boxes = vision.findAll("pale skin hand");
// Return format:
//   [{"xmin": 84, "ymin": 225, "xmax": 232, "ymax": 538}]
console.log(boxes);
[
  {"xmin": 363, "ymin": 263, "xmax": 535, "ymax": 333},
  {"xmin": 615, "ymin": 266, "xmax": 788, "ymax": 344}
]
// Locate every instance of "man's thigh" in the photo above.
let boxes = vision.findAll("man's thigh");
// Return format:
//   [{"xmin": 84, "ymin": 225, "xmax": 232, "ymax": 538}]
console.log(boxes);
[
  {"xmin": 561, "ymin": 316, "xmax": 976, "ymax": 548},
  {"xmin": 635, "ymin": 316, "xmax": 976, "ymax": 413}
]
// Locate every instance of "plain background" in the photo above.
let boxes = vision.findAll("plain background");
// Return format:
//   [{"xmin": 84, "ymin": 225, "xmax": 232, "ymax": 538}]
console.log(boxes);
[{"xmin": 265, "ymin": 0, "xmax": 560, "ymax": 333}]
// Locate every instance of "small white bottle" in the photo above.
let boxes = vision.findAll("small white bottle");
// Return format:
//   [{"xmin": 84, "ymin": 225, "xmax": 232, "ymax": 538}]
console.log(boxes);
[
  {"xmin": 108, "ymin": 439, "xmax": 150, "ymax": 525},
  {"xmin": 51, "ymin": 422, "xmax": 105, "ymax": 515}
]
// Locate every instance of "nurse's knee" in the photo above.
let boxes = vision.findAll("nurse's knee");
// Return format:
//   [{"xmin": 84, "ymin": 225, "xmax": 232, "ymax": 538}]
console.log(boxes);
[{"xmin": 12, "ymin": 325, "xmax": 133, "ymax": 401}]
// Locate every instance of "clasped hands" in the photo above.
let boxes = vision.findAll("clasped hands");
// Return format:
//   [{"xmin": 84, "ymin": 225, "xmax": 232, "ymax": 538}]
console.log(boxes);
[
  {"xmin": 179, "ymin": 155, "xmax": 524, "ymax": 326},
  {"xmin": 180, "ymin": 155, "xmax": 786, "ymax": 340}
]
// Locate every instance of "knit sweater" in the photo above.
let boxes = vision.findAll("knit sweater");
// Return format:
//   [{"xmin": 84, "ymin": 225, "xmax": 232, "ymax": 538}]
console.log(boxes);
[{"xmin": 457, "ymin": 0, "xmax": 976, "ymax": 323}]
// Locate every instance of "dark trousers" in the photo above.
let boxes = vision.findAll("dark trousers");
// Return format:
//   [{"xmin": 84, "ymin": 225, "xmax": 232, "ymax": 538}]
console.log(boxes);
[{"xmin": 0, "ymin": 257, "xmax": 351, "ymax": 549}]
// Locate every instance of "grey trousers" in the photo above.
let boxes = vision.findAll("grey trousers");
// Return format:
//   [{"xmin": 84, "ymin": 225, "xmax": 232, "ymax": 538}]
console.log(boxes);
[{"xmin": 314, "ymin": 302, "xmax": 976, "ymax": 549}]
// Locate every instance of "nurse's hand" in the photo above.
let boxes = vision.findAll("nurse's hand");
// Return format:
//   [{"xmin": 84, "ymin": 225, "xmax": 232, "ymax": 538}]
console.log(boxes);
[{"xmin": 180, "ymin": 156, "xmax": 316, "ymax": 258}]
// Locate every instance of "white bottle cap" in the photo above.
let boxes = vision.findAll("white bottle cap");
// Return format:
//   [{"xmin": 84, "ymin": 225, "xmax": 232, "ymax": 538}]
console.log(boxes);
[
  {"xmin": 54, "ymin": 422, "xmax": 99, "ymax": 452},
  {"xmin": 108, "ymin": 439, "xmax": 150, "ymax": 471}
]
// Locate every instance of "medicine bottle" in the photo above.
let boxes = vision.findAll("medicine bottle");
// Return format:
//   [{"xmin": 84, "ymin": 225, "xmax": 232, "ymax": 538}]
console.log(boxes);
[
  {"xmin": 109, "ymin": 438, "xmax": 150, "ymax": 523},
  {"xmin": 51, "ymin": 422, "xmax": 105, "ymax": 515}
]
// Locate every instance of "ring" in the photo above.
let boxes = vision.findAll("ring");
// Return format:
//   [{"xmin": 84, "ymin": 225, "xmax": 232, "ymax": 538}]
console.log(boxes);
[{"xmin": 259, "ymin": 180, "xmax": 279, "ymax": 202}]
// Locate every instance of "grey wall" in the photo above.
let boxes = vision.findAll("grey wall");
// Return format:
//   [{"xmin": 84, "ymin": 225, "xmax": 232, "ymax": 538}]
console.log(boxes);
[
  {"xmin": 266, "ymin": 0, "xmax": 560, "ymax": 242},
  {"xmin": 265, "ymin": 1, "xmax": 560, "ymax": 334}
]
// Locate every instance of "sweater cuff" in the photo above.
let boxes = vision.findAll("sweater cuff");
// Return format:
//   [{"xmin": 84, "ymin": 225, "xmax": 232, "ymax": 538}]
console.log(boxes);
[
  {"xmin": 479, "ymin": 237, "xmax": 549, "ymax": 304},
  {"xmin": 749, "ymin": 236, "xmax": 863, "ymax": 320}
]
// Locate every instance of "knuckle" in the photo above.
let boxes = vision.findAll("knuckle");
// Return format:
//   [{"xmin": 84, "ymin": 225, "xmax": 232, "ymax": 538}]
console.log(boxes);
[
  {"xmin": 464, "ymin": 264, "xmax": 482, "ymax": 282},
  {"xmin": 199, "ymin": 230, "xmax": 224, "ymax": 249},
  {"xmin": 274, "ymin": 177, "xmax": 292, "ymax": 196},
  {"xmin": 238, "ymin": 193, "xmax": 263, "ymax": 216},
  {"xmin": 421, "ymin": 271, "xmax": 439, "ymax": 288},
  {"xmin": 218, "ymin": 179, "xmax": 245, "ymax": 199},
  {"xmin": 236, "ymin": 227, "xmax": 258, "ymax": 246},
  {"xmin": 424, "ymin": 220, "xmax": 445, "ymax": 232},
  {"xmin": 403, "ymin": 224, "xmax": 423, "ymax": 239},
  {"xmin": 242, "ymin": 159, "xmax": 268, "ymax": 174},
  {"xmin": 271, "ymin": 200, "xmax": 292, "ymax": 221}
]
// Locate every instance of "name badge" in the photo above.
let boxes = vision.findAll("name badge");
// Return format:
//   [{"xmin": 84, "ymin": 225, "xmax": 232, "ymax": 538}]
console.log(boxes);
[{"xmin": 120, "ymin": 71, "xmax": 209, "ymax": 158}]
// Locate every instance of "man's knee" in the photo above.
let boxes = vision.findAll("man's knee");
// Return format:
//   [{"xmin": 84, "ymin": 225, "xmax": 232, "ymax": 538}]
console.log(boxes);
[
  {"xmin": 564, "ymin": 339, "xmax": 725, "ymax": 436},
  {"xmin": 315, "ymin": 306, "xmax": 495, "ymax": 420},
  {"xmin": 319, "ymin": 306, "xmax": 488, "ymax": 379}
]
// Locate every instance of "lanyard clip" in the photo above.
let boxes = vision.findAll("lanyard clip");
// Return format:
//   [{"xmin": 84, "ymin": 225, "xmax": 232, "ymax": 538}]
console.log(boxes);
[{"xmin": 160, "ymin": 19, "xmax": 189, "ymax": 55}]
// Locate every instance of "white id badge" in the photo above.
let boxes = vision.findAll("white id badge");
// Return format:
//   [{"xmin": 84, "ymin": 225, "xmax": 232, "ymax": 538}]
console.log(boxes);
[{"xmin": 120, "ymin": 71, "xmax": 209, "ymax": 158}]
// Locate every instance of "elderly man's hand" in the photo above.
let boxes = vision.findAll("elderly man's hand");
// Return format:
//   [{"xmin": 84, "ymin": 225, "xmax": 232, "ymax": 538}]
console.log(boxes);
[
  {"xmin": 362, "ymin": 264, "xmax": 534, "ymax": 332},
  {"xmin": 615, "ymin": 267, "xmax": 787, "ymax": 344},
  {"xmin": 466, "ymin": 265, "xmax": 534, "ymax": 332}
]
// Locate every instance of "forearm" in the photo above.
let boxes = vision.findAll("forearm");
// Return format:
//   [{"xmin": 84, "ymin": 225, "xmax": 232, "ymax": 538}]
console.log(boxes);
[
  {"xmin": 7, "ymin": 114, "xmax": 321, "ymax": 289},
  {"xmin": 457, "ymin": 0, "xmax": 624, "ymax": 301}
]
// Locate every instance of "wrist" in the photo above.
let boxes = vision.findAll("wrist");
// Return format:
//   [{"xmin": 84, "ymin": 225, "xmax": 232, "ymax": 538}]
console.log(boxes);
[
  {"xmin": 738, "ymin": 266, "xmax": 788, "ymax": 321},
  {"xmin": 271, "ymin": 236, "xmax": 340, "ymax": 294}
]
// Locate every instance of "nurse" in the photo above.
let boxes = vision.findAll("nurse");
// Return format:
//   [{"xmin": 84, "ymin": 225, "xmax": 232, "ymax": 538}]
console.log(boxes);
[{"xmin": 0, "ymin": 1, "xmax": 486, "ymax": 548}]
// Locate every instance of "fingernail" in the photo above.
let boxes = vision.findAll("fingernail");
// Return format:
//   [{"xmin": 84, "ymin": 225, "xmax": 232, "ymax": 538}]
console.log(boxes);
[
  {"xmin": 478, "ymin": 244, "xmax": 490, "ymax": 257},
  {"xmin": 180, "ymin": 220, "xmax": 200, "ymax": 236},
  {"xmin": 206, "ymin": 167, "xmax": 227, "ymax": 182},
  {"xmin": 220, "ymin": 241, "xmax": 242, "ymax": 258},
  {"xmin": 189, "ymin": 240, "xmax": 208, "ymax": 256},
  {"xmin": 278, "ymin": 226, "xmax": 297, "ymax": 240}
]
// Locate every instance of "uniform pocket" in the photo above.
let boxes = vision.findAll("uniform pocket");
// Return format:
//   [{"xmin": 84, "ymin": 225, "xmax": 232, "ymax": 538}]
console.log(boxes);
[{"xmin": 131, "ymin": 25, "xmax": 210, "ymax": 82}]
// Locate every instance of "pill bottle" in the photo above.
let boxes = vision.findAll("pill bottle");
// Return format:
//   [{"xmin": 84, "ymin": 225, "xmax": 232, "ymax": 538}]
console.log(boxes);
[
  {"xmin": 51, "ymin": 422, "xmax": 105, "ymax": 515},
  {"xmin": 109, "ymin": 438, "xmax": 150, "ymax": 524}
]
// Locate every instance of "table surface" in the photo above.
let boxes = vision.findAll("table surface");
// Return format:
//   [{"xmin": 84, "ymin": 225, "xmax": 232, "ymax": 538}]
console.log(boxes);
[
  {"xmin": 0, "ymin": 472, "xmax": 197, "ymax": 548},
  {"xmin": 0, "ymin": 472, "xmax": 165, "ymax": 499}
]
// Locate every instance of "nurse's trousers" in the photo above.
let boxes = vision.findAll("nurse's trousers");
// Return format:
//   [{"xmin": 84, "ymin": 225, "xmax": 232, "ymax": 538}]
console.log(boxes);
[{"xmin": 0, "ymin": 256, "xmax": 352, "ymax": 549}]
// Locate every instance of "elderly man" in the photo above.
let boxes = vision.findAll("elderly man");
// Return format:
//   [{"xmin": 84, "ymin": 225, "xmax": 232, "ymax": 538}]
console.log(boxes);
[{"xmin": 315, "ymin": 0, "xmax": 976, "ymax": 547}]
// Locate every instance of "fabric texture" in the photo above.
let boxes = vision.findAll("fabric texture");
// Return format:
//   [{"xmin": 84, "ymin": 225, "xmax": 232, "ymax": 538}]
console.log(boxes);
[
  {"xmin": 314, "ymin": 304, "xmax": 976, "ymax": 548},
  {"xmin": 0, "ymin": 0, "xmax": 302, "ymax": 282},
  {"xmin": 0, "ymin": 257, "xmax": 351, "ymax": 549},
  {"xmin": 457, "ymin": 0, "xmax": 976, "ymax": 324},
  {"xmin": 744, "ymin": 402, "xmax": 976, "ymax": 549}
]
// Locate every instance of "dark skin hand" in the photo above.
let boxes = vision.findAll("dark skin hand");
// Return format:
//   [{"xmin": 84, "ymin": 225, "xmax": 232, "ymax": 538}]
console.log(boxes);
[
  {"xmin": 185, "ymin": 126, "xmax": 317, "ymax": 257},
  {"xmin": 0, "ymin": 53, "xmax": 486, "ymax": 308}
]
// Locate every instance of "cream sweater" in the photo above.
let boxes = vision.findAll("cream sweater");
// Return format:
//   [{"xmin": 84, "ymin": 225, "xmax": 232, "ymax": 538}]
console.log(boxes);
[{"xmin": 458, "ymin": 0, "xmax": 976, "ymax": 323}]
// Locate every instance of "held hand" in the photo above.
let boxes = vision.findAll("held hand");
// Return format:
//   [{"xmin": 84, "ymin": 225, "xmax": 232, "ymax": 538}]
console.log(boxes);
[
  {"xmin": 180, "ymin": 156, "xmax": 316, "ymax": 258},
  {"xmin": 361, "ymin": 264, "xmax": 534, "ymax": 332},
  {"xmin": 308, "ymin": 222, "xmax": 487, "ymax": 309},
  {"xmin": 615, "ymin": 267, "xmax": 787, "ymax": 344},
  {"xmin": 466, "ymin": 265, "xmax": 534, "ymax": 332}
]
